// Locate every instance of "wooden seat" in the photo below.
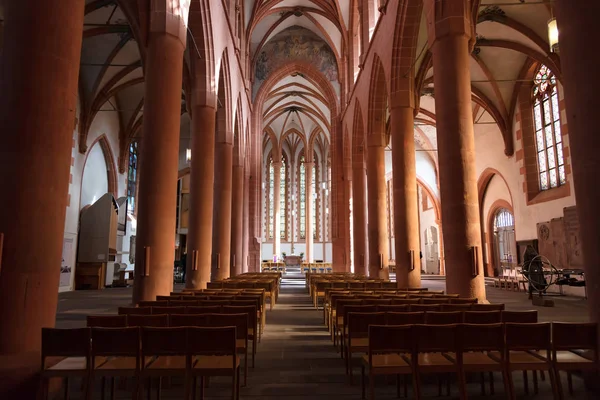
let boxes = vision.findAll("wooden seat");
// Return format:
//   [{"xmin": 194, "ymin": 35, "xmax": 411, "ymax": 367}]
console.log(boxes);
[
  {"xmin": 127, "ymin": 314, "xmax": 169, "ymax": 327},
  {"xmin": 361, "ymin": 325, "xmax": 415, "ymax": 399},
  {"xmin": 90, "ymin": 327, "xmax": 141, "ymax": 399},
  {"xmin": 40, "ymin": 327, "xmax": 91, "ymax": 400},
  {"xmin": 501, "ymin": 322, "xmax": 558, "ymax": 398},
  {"xmin": 345, "ymin": 312, "xmax": 386, "ymax": 382},
  {"xmin": 425, "ymin": 311, "xmax": 463, "ymax": 325},
  {"xmin": 87, "ymin": 315, "xmax": 127, "ymax": 327},
  {"xmin": 552, "ymin": 322, "xmax": 598, "ymax": 397},
  {"xmin": 464, "ymin": 311, "xmax": 502, "ymax": 324},
  {"xmin": 188, "ymin": 326, "xmax": 240, "ymax": 400}
]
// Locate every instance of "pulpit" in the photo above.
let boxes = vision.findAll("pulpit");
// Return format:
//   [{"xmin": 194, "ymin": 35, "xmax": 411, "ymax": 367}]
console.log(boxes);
[{"xmin": 284, "ymin": 255, "xmax": 302, "ymax": 267}]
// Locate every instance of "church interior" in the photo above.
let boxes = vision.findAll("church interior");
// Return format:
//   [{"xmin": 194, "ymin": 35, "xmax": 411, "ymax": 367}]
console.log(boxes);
[{"xmin": 1, "ymin": 0, "xmax": 600, "ymax": 399}]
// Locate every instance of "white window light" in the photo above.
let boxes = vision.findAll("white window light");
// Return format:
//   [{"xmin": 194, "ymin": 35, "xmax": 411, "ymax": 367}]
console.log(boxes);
[
  {"xmin": 548, "ymin": 18, "xmax": 559, "ymax": 53},
  {"xmin": 186, "ymin": 148, "xmax": 192, "ymax": 163}
]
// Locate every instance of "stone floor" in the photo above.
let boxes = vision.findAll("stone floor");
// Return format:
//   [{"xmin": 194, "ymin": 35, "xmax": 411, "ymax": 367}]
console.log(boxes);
[{"xmin": 56, "ymin": 276, "xmax": 593, "ymax": 399}]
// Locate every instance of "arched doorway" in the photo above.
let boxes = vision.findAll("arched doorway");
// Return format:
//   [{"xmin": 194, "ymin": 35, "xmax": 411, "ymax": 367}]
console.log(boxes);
[
  {"xmin": 424, "ymin": 226, "xmax": 439, "ymax": 274},
  {"xmin": 493, "ymin": 208, "xmax": 517, "ymax": 276}
]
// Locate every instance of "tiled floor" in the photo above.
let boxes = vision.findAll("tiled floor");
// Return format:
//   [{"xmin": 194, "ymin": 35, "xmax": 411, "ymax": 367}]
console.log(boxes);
[{"xmin": 56, "ymin": 276, "xmax": 593, "ymax": 399}]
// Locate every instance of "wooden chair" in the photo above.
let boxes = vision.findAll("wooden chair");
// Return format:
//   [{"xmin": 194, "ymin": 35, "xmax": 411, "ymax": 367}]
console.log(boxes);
[
  {"xmin": 410, "ymin": 304, "xmax": 441, "ymax": 312},
  {"xmin": 392, "ymin": 298, "xmax": 420, "ymax": 305},
  {"xmin": 552, "ymin": 322, "xmax": 598, "ymax": 397},
  {"xmin": 385, "ymin": 312, "xmax": 425, "ymax": 325},
  {"xmin": 425, "ymin": 311, "xmax": 463, "ymax": 325},
  {"xmin": 187, "ymin": 305, "xmax": 222, "ymax": 314},
  {"xmin": 441, "ymin": 304, "xmax": 472, "ymax": 312},
  {"xmin": 334, "ymin": 299, "xmax": 362, "ymax": 348},
  {"xmin": 361, "ymin": 325, "xmax": 415, "ymax": 399},
  {"xmin": 223, "ymin": 305, "xmax": 258, "ymax": 367},
  {"xmin": 140, "ymin": 327, "xmax": 190, "ymax": 400},
  {"xmin": 376, "ymin": 304, "xmax": 408, "ymax": 313},
  {"xmin": 345, "ymin": 312, "xmax": 386, "ymax": 382},
  {"xmin": 40, "ymin": 327, "xmax": 91, "ymax": 400},
  {"xmin": 157, "ymin": 295, "xmax": 173, "ymax": 301},
  {"xmin": 471, "ymin": 303, "xmax": 505, "ymax": 311},
  {"xmin": 169, "ymin": 300, "xmax": 199, "ymax": 307},
  {"xmin": 118, "ymin": 306, "xmax": 151, "ymax": 316},
  {"xmin": 90, "ymin": 327, "xmax": 141, "ymax": 400},
  {"xmin": 463, "ymin": 311, "xmax": 502, "ymax": 324},
  {"xmin": 413, "ymin": 324, "xmax": 463, "ymax": 399},
  {"xmin": 502, "ymin": 323, "xmax": 558, "ymax": 399},
  {"xmin": 127, "ymin": 314, "xmax": 169, "ymax": 327},
  {"xmin": 363, "ymin": 299, "xmax": 393, "ymax": 306},
  {"xmin": 208, "ymin": 313, "xmax": 249, "ymax": 386},
  {"xmin": 139, "ymin": 300, "xmax": 169, "ymax": 307},
  {"xmin": 188, "ymin": 326, "xmax": 240, "ymax": 400},
  {"xmin": 422, "ymin": 298, "xmax": 449, "ymax": 305},
  {"xmin": 457, "ymin": 323, "xmax": 508, "ymax": 396},
  {"xmin": 168, "ymin": 314, "xmax": 210, "ymax": 327},
  {"xmin": 87, "ymin": 315, "xmax": 127, "ymax": 327},
  {"xmin": 151, "ymin": 306, "xmax": 186, "ymax": 315},
  {"xmin": 450, "ymin": 298, "xmax": 478, "ymax": 305},
  {"xmin": 501, "ymin": 310, "xmax": 537, "ymax": 323}
]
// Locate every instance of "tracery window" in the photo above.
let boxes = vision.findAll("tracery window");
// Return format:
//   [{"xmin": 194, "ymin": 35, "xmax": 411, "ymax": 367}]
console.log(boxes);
[
  {"xmin": 299, "ymin": 155, "xmax": 306, "ymax": 239},
  {"xmin": 280, "ymin": 157, "xmax": 287, "ymax": 239},
  {"xmin": 268, "ymin": 157, "xmax": 274, "ymax": 240},
  {"xmin": 312, "ymin": 161, "xmax": 317, "ymax": 240},
  {"xmin": 127, "ymin": 141, "xmax": 138, "ymax": 214},
  {"xmin": 532, "ymin": 65, "xmax": 565, "ymax": 190}
]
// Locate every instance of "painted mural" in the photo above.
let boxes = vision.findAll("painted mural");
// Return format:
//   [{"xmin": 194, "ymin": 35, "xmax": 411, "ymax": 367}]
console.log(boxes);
[{"xmin": 253, "ymin": 26, "xmax": 338, "ymax": 98}]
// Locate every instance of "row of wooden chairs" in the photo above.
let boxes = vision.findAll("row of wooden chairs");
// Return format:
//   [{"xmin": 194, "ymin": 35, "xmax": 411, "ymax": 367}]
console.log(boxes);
[
  {"xmin": 493, "ymin": 275, "xmax": 528, "ymax": 292},
  {"xmin": 321, "ymin": 289, "xmax": 445, "ymax": 315},
  {"xmin": 41, "ymin": 326, "xmax": 240, "ymax": 400},
  {"xmin": 206, "ymin": 280, "xmax": 279, "ymax": 309},
  {"xmin": 359, "ymin": 322, "xmax": 598, "ymax": 400}
]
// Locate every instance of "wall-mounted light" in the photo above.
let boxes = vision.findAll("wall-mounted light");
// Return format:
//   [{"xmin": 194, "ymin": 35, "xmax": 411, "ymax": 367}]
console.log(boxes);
[
  {"xmin": 321, "ymin": 182, "xmax": 326, "ymax": 190},
  {"xmin": 186, "ymin": 148, "xmax": 192, "ymax": 163},
  {"xmin": 548, "ymin": 17, "xmax": 559, "ymax": 53},
  {"xmin": 326, "ymin": 207, "xmax": 329, "ymax": 214}
]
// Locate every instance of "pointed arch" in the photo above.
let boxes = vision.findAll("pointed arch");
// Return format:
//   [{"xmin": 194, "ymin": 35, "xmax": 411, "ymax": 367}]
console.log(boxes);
[{"xmin": 368, "ymin": 54, "xmax": 389, "ymax": 143}]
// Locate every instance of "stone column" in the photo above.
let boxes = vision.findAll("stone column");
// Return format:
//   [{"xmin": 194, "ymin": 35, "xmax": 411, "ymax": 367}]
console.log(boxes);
[
  {"xmin": 242, "ymin": 171, "xmax": 250, "ymax": 273},
  {"xmin": 186, "ymin": 106, "xmax": 215, "ymax": 289},
  {"xmin": 305, "ymin": 161, "xmax": 315, "ymax": 262},
  {"xmin": 391, "ymin": 106, "xmax": 421, "ymax": 288},
  {"xmin": 213, "ymin": 140, "xmax": 233, "ymax": 280},
  {"xmin": 133, "ymin": 30, "xmax": 185, "ymax": 303},
  {"xmin": 555, "ymin": 0, "xmax": 600, "ymax": 330},
  {"xmin": 352, "ymin": 159, "xmax": 369, "ymax": 276},
  {"xmin": 426, "ymin": 1, "xmax": 485, "ymax": 300},
  {"xmin": 272, "ymin": 161, "xmax": 282, "ymax": 260},
  {"xmin": 0, "ymin": 1, "xmax": 84, "ymax": 392},
  {"xmin": 231, "ymin": 164, "xmax": 244, "ymax": 276},
  {"xmin": 366, "ymin": 137, "xmax": 390, "ymax": 279}
]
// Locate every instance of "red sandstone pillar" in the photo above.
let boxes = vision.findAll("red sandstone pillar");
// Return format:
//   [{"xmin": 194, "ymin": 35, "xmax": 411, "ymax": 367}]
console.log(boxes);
[
  {"xmin": 213, "ymin": 140, "xmax": 233, "ymax": 280},
  {"xmin": 242, "ymin": 172, "xmax": 250, "ymax": 273},
  {"xmin": 305, "ymin": 161, "xmax": 315, "ymax": 262},
  {"xmin": 231, "ymin": 165, "xmax": 244, "ymax": 276},
  {"xmin": 186, "ymin": 106, "xmax": 216, "ymax": 289},
  {"xmin": 555, "ymin": 1, "xmax": 600, "ymax": 327},
  {"xmin": 366, "ymin": 137, "xmax": 390, "ymax": 279},
  {"xmin": 427, "ymin": 2, "xmax": 486, "ymax": 300},
  {"xmin": 133, "ymin": 31, "xmax": 185, "ymax": 303},
  {"xmin": 391, "ymin": 106, "xmax": 421, "ymax": 288},
  {"xmin": 0, "ymin": 1, "xmax": 84, "ymax": 392},
  {"xmin": 352, "ymin": 160, "xmax": 369, "ymax": 276}
]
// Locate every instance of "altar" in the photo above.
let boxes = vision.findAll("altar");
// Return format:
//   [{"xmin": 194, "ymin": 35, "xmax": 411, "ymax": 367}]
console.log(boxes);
[{"xmin": 284, "ymin": 255, "xmax": 302, "ymax": 267}]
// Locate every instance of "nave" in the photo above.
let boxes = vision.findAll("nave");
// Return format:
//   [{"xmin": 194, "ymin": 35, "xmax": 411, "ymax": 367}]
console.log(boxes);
[{"xmin": 54, "ymin": 276, "xmax": 588, "ymax": 399}]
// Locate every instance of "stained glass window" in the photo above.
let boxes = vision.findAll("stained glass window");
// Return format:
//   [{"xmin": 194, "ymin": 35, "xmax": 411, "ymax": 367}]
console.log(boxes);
[
  {"xmin": 127, "ymin": 141, "xmax": 138, "ymax": 214},
  {"xmin": 268, "ymin": 158, "xmax": 274, "ymax": 239},
  {"xmin": 299, "ymin": 155, "xmax": 306, "ymax": 239},
  {"xmin": 280, "ymin": 157, "xmax": 286, "ymax": 239},
  {"xmin": 533, "ymin": 65, "xmax": 565, "ymax": 190}
]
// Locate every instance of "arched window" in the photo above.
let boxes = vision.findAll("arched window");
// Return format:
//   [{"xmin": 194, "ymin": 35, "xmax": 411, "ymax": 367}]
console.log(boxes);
[
  {"xmin": 299, "ymin": 155, "xmax": 306, "ymax": 239},
  {"xmin": 127, "ymin": 141, "xmax": 138, "ymax": 214},
  {"xmin": 533, "ymin": 65, "xmax": 565, "ymax": 190},
  {"xmin": 280, "ymin": 156, "xmax": 286, "ymax": 239},
  {"xmin": 268, "ymin": 156, "xmax": 274, "ymax": 240},
  {"xmin": 493, "ymin": 208, "xmax": 516, "ymax": 275}
]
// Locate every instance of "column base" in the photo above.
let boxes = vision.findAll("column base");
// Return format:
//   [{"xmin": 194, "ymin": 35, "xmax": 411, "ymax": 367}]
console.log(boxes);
[{"xmin": 0, "ymin": 352, "xmax": 43, "ymax": 399}]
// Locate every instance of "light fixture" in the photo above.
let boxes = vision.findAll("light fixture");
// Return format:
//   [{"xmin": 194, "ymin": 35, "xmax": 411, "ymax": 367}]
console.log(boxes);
[
  {"xmin": 321, "ymin": 182, "xmax": 326, "ymax": 190},
  {"xmin": 186, "ymin": 148, "xmax": 192, "ymax": 163},
  {"xmin": 548, "ymin": 17, "xmax": 559, "ymax": 53}
]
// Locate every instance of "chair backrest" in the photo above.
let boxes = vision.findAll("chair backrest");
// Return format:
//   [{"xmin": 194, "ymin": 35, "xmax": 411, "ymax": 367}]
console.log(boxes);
[
  {"xmin": 187, "ymin": 326, "xmax": 236, "ymax": 357},
  {"xmin": 200, "ymin": 300, "xmax": 233, "ymax": 306},
  {"xmin": 141, "ymin": 327, "xmax": 188, "ymax": 356},
  {"xmin": 222, "ymin": 305, "xmax": 257, "ymax": 332},
  {"xmin": 386, "ymin": 311, "xmax": 425, "ymax": 325},
  {"xmin": 187, "ymin": 305, "xmax": 222, "ymax": 314},
  {"xmin": 414, "ymin": 324, "xmax": 459, "ymax": 353},
  {"xmin": 118, "ymin": 306, "xmax": 152, "ymax": 316},
  {"xmin": 459, "ymin": 323, "xmax": 504, "ymax": 353},
  {"xmin": 335, "ymin": 299, "xmax": 363, "ymax": 319},
  {"xmin": 139, "ymin": 300, "xmax": 169, "ymax": 307},
  {"xmin": 552, "ymin": 322, "xmax": 598, "ymax": 351},
  {"xmin": 169, "ymin": 314, "xmax": 210, "ymax": 327},
  {"xmin": 369, "ymin": 324, "xmax": 413, "ymax": 354},
  {"xmin": 410, "ymin": 304, "xmax": 440, "ymax": 312},
  {"xmin": 501, "ymin": 310, "xmax": 538, "ymax": 323},
  {"xmin": 91, "ymin": 327, "xmax": 140, "ymax": 357},
  {"xmin": 440, "ymin": 304, "xmax": 472, "ymax": 312},
  {"xmin": 425, "ymin": 311, "xmax": 463, "ymax": 325},
  {"xmin": 422, "ymin": 298, "xmax": 449, "ymax": 304},
  {"xmin": 450, "ymin": 298, "xmax": 478, "ymax": 304},
  {"xmin": 471, "ymin": 303, "xmax": 505, "ymax": 311},
  {"xmin": 392, "ymin": 298, "xmax": 420, "ymax": 305},
  {"xmin": 381, "ymin": 294, "xmax": 407, "ymax": 299},
  {"xmin": 365, "ymin": 282, "xmax": 382, "ymax": 289},
  {"xmin": 156, "ymin": 295, "xmax": 173, "ymax": 301},
  {"xmin": 347, "ymin": 312, "xmax": 386, "ymax": 339},
  {"xmin": 151, "ymin": 306, "xmax": 186, "ymax": 315},
  {"xmin": 127, "ymin": 314, "xmax": 169, "ymax": 327},
  {"xmin": 209, "ymin": 295, "xmax": 235, "ymax": 300},
  {"xmin": 463, "ymin": 311, "xmax": 502, "ymax": 324},
  {"xmin": 169, "ymin": 300, "xmax": 199, "ymax": 307},
  {"xmin": 87, "ymin": 315, "xmax": 127, "ymax": 328},
  {"xmin": 363, "ymin": 299, "xmax": 393, "ymax": 306},
  {"xmin": 376, "ymin": 304, "xmax": 409, "ymax": 313},
  {"xmin": 208, "ymin": 313, "xmax": 248, "ymax": 340},
  {"xmin": 380, "ymin": 282, "xmax": 398, "ymax": 289},
  {"xmin": 42, "ymin": 328, "xmax": 90, "ymax": 362},
  {"xmin": 505, "ymin": 322, "xmax": 551, "ymax": 351},
  {"xmin": 343, "ymin": 305, "xmax": 377, "ymax": 322}
]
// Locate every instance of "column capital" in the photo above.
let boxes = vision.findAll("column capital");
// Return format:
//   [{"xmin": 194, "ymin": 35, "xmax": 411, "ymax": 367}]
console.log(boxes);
[
  {"xmin": 424, "ymin": 0, "xmax": 474, "ymax": 47},
  {"xmin": 150, "ymin": 7, "xmax": 188, "ymax": 47}
]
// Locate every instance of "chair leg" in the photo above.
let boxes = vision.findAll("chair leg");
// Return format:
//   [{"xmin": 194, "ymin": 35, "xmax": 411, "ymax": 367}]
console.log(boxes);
[
  {"xmin": 554, "ymin": 369, "xmax": 564, "ymax": 400},
  {"xmin": 413, "ymin": 370, "xmax": 421, "ymax": 400},
  {"xmin": 533, "ymin": 370, "xmax": 539, "ymax": 394},
  {"xmin": 480, "ymin": 372, "xmax": 486, "ymax": 395},
  {"xmin": 489, "ymin": 372, "xmax": 495, "ymax": 395},
  {"xmin": 567, "ymin": 372, "xmax": 573, "ymax": 395},
  {"xmin": 156, "ymin": 377, "xmax": 162, "ymax": 400},
  {"xmin": 523, "ymin": 371, "xmax": 529, "ymax": 394},
  {"xmin": 237, "ymin": 366, "xmax": 241, "ymax": 400},
  {"xmin": 548, "ymin": 368, "xmax": 560, "ymax": 400},
  {"xmin": 244, "ymin": 350, "xmax": 248, "ymax": 387},
  {"xmin": 369, "ymin": 372, "xmax": 375, "ymax": 400},
  {"xmin": 506, "ymin": 370, "xmax": 516, "ymax": 400},
  {"xmin": 252, "ymin": 339, "xmax": 256, "ymax": 368},
  {"xmin": 361, "ymin": 365, "xmax": 366, "ymax": 400},
  {"xmin": 396, "ymin": 375, "xmax": 401, "ymax": 398},
  {"xmin": 101, "ymin": 377, "xmax": 106, "ymax": 400},
  {"xmin": 146, "ymin": 378, "xmax": 151, "ymax": 400},
  {"xmin": 403, "ymin": 374, "xmax": 408, "ymax": 398},
  {"xmin": 200, "ymin": 377, "xmax": 205, "ymax": 400},
  {"xmin": 64, "ymin": 377, "xmax": 69, "ymax": 400}
]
